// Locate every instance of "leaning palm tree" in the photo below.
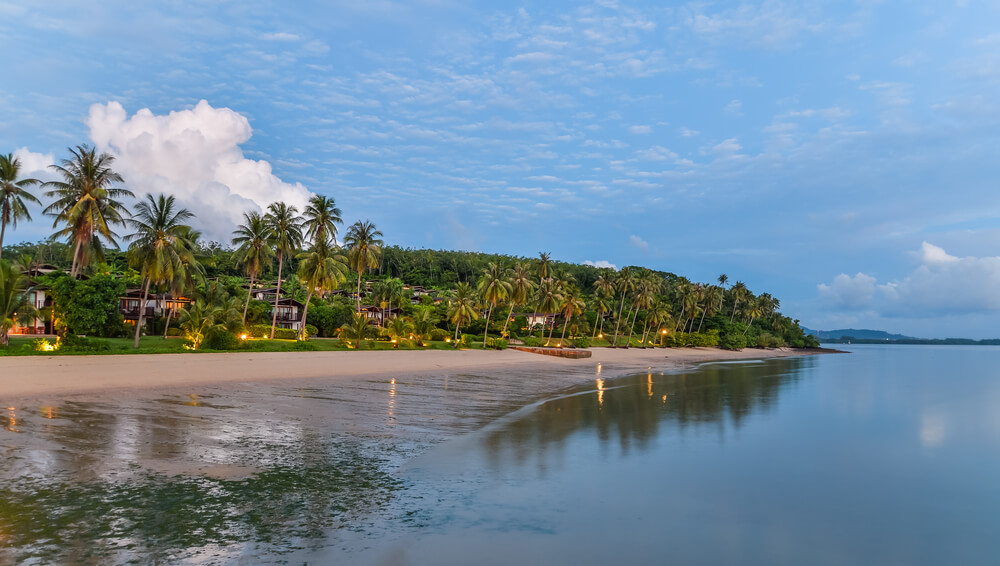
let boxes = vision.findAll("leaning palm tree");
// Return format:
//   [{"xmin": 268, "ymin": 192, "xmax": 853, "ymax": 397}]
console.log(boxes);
[
  {"xmin": 478, "ymin": 262, "xmax": 512, "ymax": 347},
  {"xmin": 534, "ymin": 278, "xmax": 563, "ymax": 346},
  {"xmin": 296, "ymin": 240, "xmax": 349, "ymax": 340},
  {"xmin": 697, "ymin": 285, "xmax": 724, "ymax": 333},
  {"xmin": 500, "ymin": 261, "xmax": 534, "ymax": 340},
  {"xmin": 301, "ymin": 194, "xmax": 342, "ymax": 247},
  {"xmin": 0, "ymin": 153, "xmax": 41, "ymax": 261},
  {"xmin": 447, "ymin": 281, "xmax": 478, "ymax": 347},
  {"xmin": 730, "ymin": 281, "xmax": 748, "ymax": 323},
  {"xmin": 232, "ymin": 211, "xmax": 274, "ymax": 322},
  {"xmin": 611, "ymin": 267, "xmax": 635, "ymax": 347},
  {"xmin": 344, "ymin": 220, "xmax": 383, "ymax": 313},
  {"xmin": 44, "ymin": 145, "xmax": 134, "ymax": 277},
  {"xmin": 0, "ymin": 260, "xmax": 37, "ymax": 346},
  {"xmin": 124, "ymin": 194, "xmax": 197, "ymax": 349},
  {"xmin": 592, "ymin": 292, "xmax": 612, "ymax": 339},
  {"xmin": 264, "ymin": 202, "xmax": 303, "ymax": 339},
  {"xmin": 557, "ymin": 287, "xmax": 585, "ymax": 347},
  {"xmin": 743, "ymin": 296, "xmax": 765, "ymax": 336}
]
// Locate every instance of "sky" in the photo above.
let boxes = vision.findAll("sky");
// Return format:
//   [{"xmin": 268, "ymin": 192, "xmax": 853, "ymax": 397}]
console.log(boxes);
[{"xmin": 2, "ymin": 0, "xmax": 1000, "ymax": 338}]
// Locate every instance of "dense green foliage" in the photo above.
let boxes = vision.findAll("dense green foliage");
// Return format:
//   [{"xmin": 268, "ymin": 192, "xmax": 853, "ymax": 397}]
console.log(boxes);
[{"xmin": 46, "ymin": 273, "xmax": 126, "ymax": 337}]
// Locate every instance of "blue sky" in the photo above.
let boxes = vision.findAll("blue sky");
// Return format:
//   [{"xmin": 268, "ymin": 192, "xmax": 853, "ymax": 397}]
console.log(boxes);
[{"xmin": 2, "ymin": 1, "xmax": 1000, "ymax": 338}]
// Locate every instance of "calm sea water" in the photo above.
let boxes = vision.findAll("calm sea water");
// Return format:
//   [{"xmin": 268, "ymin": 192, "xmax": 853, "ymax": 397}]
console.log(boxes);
[
  {"xmin": 3, "ymin": 345, "xmax": 999, "ymax": 564},
  {"xmin": 345, "ymin": 345, "xmax": 1000, "ymax": 565}
]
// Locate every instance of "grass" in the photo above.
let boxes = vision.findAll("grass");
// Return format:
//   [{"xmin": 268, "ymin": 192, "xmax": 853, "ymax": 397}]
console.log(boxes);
[{"xmin": 0, "ymin": 335, "xmax": 493, "ymax": 356}]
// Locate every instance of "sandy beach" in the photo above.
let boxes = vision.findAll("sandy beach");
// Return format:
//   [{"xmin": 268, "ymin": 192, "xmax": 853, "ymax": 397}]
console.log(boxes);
[{"xmin": 0, "ymin": 346, "xmax": 828, "ymax": 400}]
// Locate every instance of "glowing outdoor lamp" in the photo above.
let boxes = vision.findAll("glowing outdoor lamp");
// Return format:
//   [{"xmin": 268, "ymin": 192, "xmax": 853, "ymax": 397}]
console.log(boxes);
[
  {"xmin": 661, "ymin": 329, "xmax": 668, "ymax": 335},
  {"xmin": 240, "ymin": 334, "xmax": 248, "ymax": 340}
]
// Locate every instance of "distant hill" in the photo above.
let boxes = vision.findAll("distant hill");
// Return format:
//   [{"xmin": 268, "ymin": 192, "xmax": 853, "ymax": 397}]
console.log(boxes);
[{"xmin": 801, "ymin": 328, "xmax": 916, "ymax": 341}]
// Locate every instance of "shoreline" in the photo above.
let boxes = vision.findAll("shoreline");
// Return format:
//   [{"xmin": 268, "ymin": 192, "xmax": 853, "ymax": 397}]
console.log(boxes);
[{"xmin": 0, "ymin": 346, "xmax": 837, "ymax": 402}]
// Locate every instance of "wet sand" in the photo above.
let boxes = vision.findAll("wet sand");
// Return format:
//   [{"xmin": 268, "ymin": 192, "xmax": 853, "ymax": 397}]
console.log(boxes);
[{"xmin": 0, "ymin": 346, "xmax": 825, "ymax": 400}]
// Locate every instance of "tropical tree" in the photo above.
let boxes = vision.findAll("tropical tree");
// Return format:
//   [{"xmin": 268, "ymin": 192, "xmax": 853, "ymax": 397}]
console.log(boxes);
[
  {"xmin": 296, "ymin": 240, "xmax": 349, "ymax": 340},
  {"xmin": 43, "ymin": 145, "xmax": 134, "ymax": 277},
  {"xmin": 592, "ymin": 292, "xmax": 612, "ymax": 339},
  {"xmin": 730, "ymin": 281, "xmax": 748, "ymax": 323},
  {"xmin": 160, "ymin": 246, "xmax": 201, "ymax": 339},
  {"xmin": 534, "ymin": 278, "xmax": 563, "ymax": 346},
  {"xmin": 478, "ymin": 262, "xmax": 511, "ymax": 347},
  {"xmin": 718, "ymin": 273, "xmax": 729, "ymax": 288},
  {"xmin": 385, "ymin": 316, "xmax": 413, "ymax": 347},
  {"xmin": 536, "ymin": 252, "xmax": 552, "ymax": 283},
  {"xmin": 411, "ymin": 308, "xmax": 437, "ymax": 346},
  {"xmin": 558, "ymin": 286, "xmax": 585, "ymax": 347},
  {"xmin": 697, "ymin": 285, "xmax": 724, "ymax": 333},
  {"xmin": 339, "ymin": 311, "xmax": 376, "ymax": 348},
  {"xmin": 264, "ymin": 202, "xmax": 303, "ymax": 339},
  {"xmin": 178, "ymin": 299, "xmax": 223, "ymax": 350},
  {"xmin": 232, "ymin": 211, "xmax": 274, "ymax": 322},
  {"xmin": 500, "ymin": 261, "xmax": 534, "ymax": 339},
  {"xmin": 611, "ymin": 267, "xmax": 635, "ymax": 346},
  {"xmin": 344, "ymin": 220, "xmax": 383, "ymax": 313},
  {"xmin": 743, "ymin": 296, "xmax": 765, "ymax": 336},
  {"xmin": 124, "ymin": 194, "xmax": 197, "ymax": 349},
  {"xmin": 302, "ymin": 194, "xmax": 342, "ymax": 247},
  {"xmin": 0, "ymin": 260, "xmax": 37, "ymax": 346},
  {"xmin": 0, "ymin": 153, "xmax": 41, "ymax": 261},
  {"xmin": 371, "ymin": 277, "xmax": 404, "ymax": 327},
  {"xmin": 447, "ymin": 281, "xmax": 478, "ymax": 346}
]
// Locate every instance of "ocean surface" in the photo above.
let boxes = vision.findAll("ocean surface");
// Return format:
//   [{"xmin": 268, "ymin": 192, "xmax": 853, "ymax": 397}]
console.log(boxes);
[{"xmin": 3, "ymin": 345, "xmax": 1000, "ymax": 565}]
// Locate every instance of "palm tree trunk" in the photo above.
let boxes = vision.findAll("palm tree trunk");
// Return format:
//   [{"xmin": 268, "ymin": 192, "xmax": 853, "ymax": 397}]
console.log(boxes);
[
  {"xmin": 546, "ymin": 315, "xmax": 557, "ymax": 346},
  {"xmin": 640, "ymin": 323, "xmax": 651, "ymax": 348},
  {"xmin": 697, "ymin": 305, "xmax": 708, "ymax": 333},
  {"xmin": 453, "ymin": 320, "xmax": 461, "ymax": 347},
  {"xmin": 612, "ymin": 293, "xmax": 627, "ymax": 347},
  {"xmin": 675, "ymin": 304, "xmax": 686, "ymax": 331},
  {"xmin": 482, "ymin": 303, "xmax": 494, "ymax": 348},
  {"xmin": 592, "ymin": 311, "xmax": 600, "ymax": 339},
  {"xmin": 162, "ymin": 305, "xmax": 174, "ymax": 339},
  {"xmin": 500, "ymin": 303, "xmax": 516, "ymax": 340},
  {"xmin": 730, "ymin": 300, "xmax": 739, "ymax": 323},
  {"xmin": 133, "ymin": 277, "xmax": 151, "ymax": 349},
  {"xmin": 743, "ymin": 317, "xmax": 755, "ymax": 336},
  {"xmin": 70, "ymin": 238, "xmax": 83, "ymax": 278},
  {"xmin": 559, "ymin": 314, "xmax": 569, "ymax": 347},
  {"xmin": 356, "ymin": 272, "xmax": 362, "ymax": 313},
  {"xmin": 299, "ymin": 290, "xmax": 314, "ymax": 340},
  {"xmin": 0, "ymin": 219, "xmax": 6, "ymax": 261},
  {"xmin": 242, "ymin": 273, "xmax": 254, "ymax": 323},
  {"xmin": 270, "ymin": 253, "xmax": 284, "ymax": 340},
  {"xmin": 625, "ymin": 304, "xmax": 640, "ymax": 346}
]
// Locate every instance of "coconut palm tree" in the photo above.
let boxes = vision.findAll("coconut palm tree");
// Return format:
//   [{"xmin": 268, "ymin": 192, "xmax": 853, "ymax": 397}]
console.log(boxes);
[
  {"xmin": 718, "ymin": 273, "xmax": 729, "ymax": 288},
  {"xmin": 344, "ymin": 220, "xmax": 383, "ymax": 313},
  {"xmin": 625, "ymin": 271, "xmax": 658, "ymax": 346},
  {"xmin": 371, "ymin": 278, "xmax": 404, "ymax": 327},
  {"xmin": 743, "ymin": 296, "xmax": 765, "ymax": 336},
  {"xmin": 500, "ymin": 261, "xmax": 534, "ymax": 339},
  {"xmin": 296, "ymin": 240, "xmax": 349, "ymax": 340},
  {"xmin": 696, "ymin": 285, "xmax": 723, "ymax": 333},
  {"xmin": 730, "ymin": 281, "xmax": 747, "ymax": 323},
  {"xmin": 592, "ymin": 292, "xmax": 611, "ymax": 339},
  {"xmin": 178, "ymin": 299, "xmax": 224, "ymax": 350},
  {"xmin": 610, "ymin": 267, "xmax": 636, "ymax": 347},
  {"xmin": 536, "ymin": 252, "xmax": 552, "ymax": 283},
  {"xmin": 302, "ymin": 194, "xmax": 342, "ymax": 247},
  {"xmin": 411, "ymin": 308, "xmax": 437, "ymax": 346},
  {"xmin": 644, "ymin": 302, "xmax": 673, "ymax": 347},
  {"xmin": 0, "ymin": 260, "xmax": 37, "ymax": 346},
  {"xmin": 447, "ymin": 281, "xmax": 478, "ymax": 346},
  {"xmin": 161, "ymin": 247, "xmax": 201, "ymax": 339},
  {"xmin": 558, "ymin": 286, "xmax": 585, "ymax": 347},
  {"xmin": 232, "ymin": 211, "xmax": 274, "ymax": 322},
  {"xmin": 339, "ymin": 311, "xmax": 376, "ymax": 349},
  {"xmin": 478, "ymin": 262, "xmax": 512, "ymax": 347},
  {"xmin": 43, "ymin": 145, "xmax": 134, "ymax": 277},
  {"xmin": 534, "ymin": 278, "xmax": 563, "ymax": 346},
  {"xmin": 0, "ymin": 154, "xmax": 41, "ymax": 261},
  {"xmin": 124, "ymin": 194, "xmax": 197, "ymax": 348},
  {"xmin": 385, "ymin": 316, "xmax": 413, "ymax": 347},
  {"xmin": 264, "ymin": 202, "xmax": 303, "ymax": 339}
]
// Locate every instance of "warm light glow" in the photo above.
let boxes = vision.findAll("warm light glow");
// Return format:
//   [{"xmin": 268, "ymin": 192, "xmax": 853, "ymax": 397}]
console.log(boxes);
[
  {"xmin": 596, "ymin": 378, "xmax": 605, "ymax": 406},
  {"xmin": 661, "ymin": 329, "xmax": 667, "ymax": 335},
  {"xmin": 598, "ymin": 333, "xmax": 603, "ymax": 338},
  {"xmin": 391, "ymin": 339, "xmax": 397, "ymax": 343},
  {"xmin": 240, "ymin": 334, "xmax": 248, "ymax": 340},
  {"xmin": 445, "ymin": 338, "xmax": 451, "ymax": 342},
  {"xmin": 596, "ymin": 363, "xmax": 602, "ymax": 375}
]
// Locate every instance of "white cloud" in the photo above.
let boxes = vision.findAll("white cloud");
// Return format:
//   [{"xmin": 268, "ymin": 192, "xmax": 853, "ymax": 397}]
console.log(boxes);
[
  {"xmin": 724, "ymin": 99, "xmax": 743, "ymax": 116},
  {"xmin": 818, "ymin": 242, "xmax": 1000, "ymax": 317},
  {"xmin": 629, "ymin": 234, "xmax": 648, "ymax": 251},
  {"xmin": 711, "ymin": 137, "xmax": 744, "ymax": 157},
  {"xmin": 679, "ymin": 127, "xmax": 700, "ymax": 137},
  {"xmin": 583, "ymin": 260, "xmax": 617, "ymax": 270},
  {"xmin": 261, "ymin": 32, "xmax": 300, "ymax": 41},
  {"xmin": 86, "ymin": 100, "xmax": 313, "ymax": 241},
  {"xmin": 12, "ymin": 147, "xmax": 54, "ymax": 176},
  {"xmin": 628, "ymin": 125, "xmax": 652, "ymax": 135}
]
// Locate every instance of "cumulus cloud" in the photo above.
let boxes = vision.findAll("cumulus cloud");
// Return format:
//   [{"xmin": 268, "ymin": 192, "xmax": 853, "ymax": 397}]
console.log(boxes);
[
  {"xmin": 583, "ymin": 260, "xmax": 617, "ymax": 270},
  {"xmin": 629, "ymin": 234, "xmax": 648, "ymax": 251},
  {"xmin": 87, "ymin": 101, "xmax": 313, "ymax": 241},
  {"xmin": 818, "ymin": 242, "xmax": 1000, "ymax": 317},
  {"xmin": 13, "ymin": 147, "xmax": 54, "ymax": 175}
]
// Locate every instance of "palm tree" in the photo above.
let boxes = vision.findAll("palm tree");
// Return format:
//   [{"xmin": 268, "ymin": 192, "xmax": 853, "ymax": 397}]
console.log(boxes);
[
  {"xmin": 0, "ymin": 154, "xmax": 41, "ymax": 261},
  {"xmin": 558, "ymin": 286, "xmax": 585, "ymax": 347},
  {"xmin": 0, "ymin": 260, "xmax": 37, "ymax": 346},
  {"xmin": 124, "ymin": 194, "xmax": 197, "ymax": 348},
  {"xmin": 344, "ymin": 220, "xmax": 384, "ymax": 313},
  {"xmin": 718, "ymin": 273, "xmax": 729, "ymax": 288},
  {"xmin": 536, "ymin": 252, "xmax": 552, "ymax": 283},
  {"xmin": 592, "ymin": 292, "xmax": 611, "ymax": 339},
  {"xmin": 478, "ymin": 262, "xmax": 512, "ymax": 347},
  {"xmin": 682, "ymin": 286, "xmax": 701, "ymax": 333},
  {"xmin": 730, "ymin": 281, "xmax": 747, "ymax": 323},
  {"xmin": 447, "ymin": 281, "xmax": 478, "ymax": 346},
  {"xmin": 644, "ymin": 302, "xmax": 672, "ymax": 347},
  {"xmin": 625, "ymin": 271, "xmax": 658, "ymax": 346},
  {"xmin": 178, "ymin": 299, "xmax": 224, "ymax": 350},
  {"xmin": 339, "ymin": 311, "xmax": 376, "ymax": 349},
  {"xmin": 743, "ymin": 296, "xmax": 765, "ymax": 336},
  {"xmin": 43, "ymin": 145, "xmax": 134, "ymax": 277},
  {"xmin": 302, "ymin": 194, "xmax": 342, "ymax": 246},
  {"xmin": 385, "ymin": 316, "xmax": 413, "ymax": 347},
  {"xmin": 161, "ymin": 248, "xmax": 200, "ymax": 339},
  {"xmin": 296, "ymin": 240, "xmax": 349, "ymax": 340},
  {"xmin": 232, "ymin": 211, "xmax": 274, "ymax": 322},
  {"xmin": 534, "ymin": 278, "xmax": 563, "ymax": 346},
  {"xmin": 264, "ymin": 202, "xmax": 303, "ymax": 339},
  {"xmin": 371, "ymin": 278, "xmax": 404, "ymax": 327},
  {"xmin": 500, "ymin": 261, "xmax": 534, "ymax": 339},
  {"xmin": 611, "ymin": 267, "xmax": 634, "ymax": 347},
  {"xmin": 411, "ymin": 308, "xmax": 437, "ymax": 346},
  {"xmin": 697, "ymin": 286, "xmax": 724, "ymax": 333}
]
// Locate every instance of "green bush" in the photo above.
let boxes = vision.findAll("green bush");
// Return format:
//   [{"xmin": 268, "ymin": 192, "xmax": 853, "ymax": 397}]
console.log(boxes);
[
  {"xmin": 756, "ymin": 332, "xmax": 785, "ymax": 349},
  {"xmin": 304, "ymin": 324, "xmax": 318, "ymax": 338},
  {"xmin": 245, "ymin": 325, "xmax": 298, "ymax": 340},
  {"xmin": 485, "ymin": 337, "xmax": 507, "ymax": 350},
  {"xmin": 166, "ymin": 327, "xmax": 183, "ymax": 337},
  {"xmin": 430, "ymin": 328, "xmax": 449, "ymax": 341},
  {"xmin": 459, "ymin": 334, "xmax": 474, "ymax": 348},
  {"xmin": 60, "ymin": 334, "xmax": 111, "ymax": 352},
  {"xmin": 204, "ymin": 330, "xmax": 240, "ymax": 351},
  {"xmin": 574, "ymin": 337, "xmax": 591, "ymax": 349},
  {"xmin": 522, "ymin": 337, "xmax": 541, "ymax": 347},
  {"xmin": 720, "ymin": 332, "xmax": 747, "ymax": 351}
]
